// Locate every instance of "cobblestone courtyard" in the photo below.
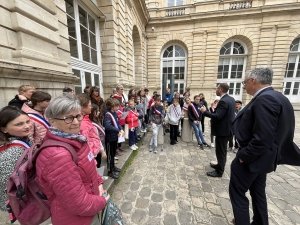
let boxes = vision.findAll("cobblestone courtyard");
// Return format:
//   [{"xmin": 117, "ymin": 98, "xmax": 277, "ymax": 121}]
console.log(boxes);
[{"xmin": 111, "ymin": 111, "xmax": 300, "ymax": 225}]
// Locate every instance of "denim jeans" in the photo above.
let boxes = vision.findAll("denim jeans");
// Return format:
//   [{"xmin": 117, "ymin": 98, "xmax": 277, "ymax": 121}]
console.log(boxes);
[{"xmin": 189, "ymin": 120, "xmax": 206, "ymax": 144}]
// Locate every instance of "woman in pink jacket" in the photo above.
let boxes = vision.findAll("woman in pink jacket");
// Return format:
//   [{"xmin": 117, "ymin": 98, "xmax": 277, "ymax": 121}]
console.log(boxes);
[{"xmin": 36, "ymin": 95, "xmax": 109, "ymax": 225}]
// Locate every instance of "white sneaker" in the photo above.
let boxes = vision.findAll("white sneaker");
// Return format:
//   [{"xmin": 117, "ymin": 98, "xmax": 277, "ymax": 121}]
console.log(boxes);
[
  {"xmin": 211, "ymin": 143, "xmax": 215, "ymax": 148},
  {"xmin": 102, "ymin": 176, "xmax": 108, "ymax": 180},
  {"xmin": 130, "ymin": 146, "xmax": 137, "ymax": 151},
  {"xmin": 114, "ymin": 157, "xmax": 119, "ymax": 160},
  {"xmin": 133, "ymin": 144, "xmax": 139, "ymax": 149}
]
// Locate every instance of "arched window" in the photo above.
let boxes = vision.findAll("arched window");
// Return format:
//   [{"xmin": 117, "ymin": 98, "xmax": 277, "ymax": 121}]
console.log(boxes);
[
  {"xmin": 161, "ymin": 45, "xmax": 186, "ymax": 95},
  {"xmin": 283, "ymin": 37, "xmax": 300, "ymax": 103},
  {"xmin": 217, "ymin": 41, "xmax": 247, "ymax": 100}
]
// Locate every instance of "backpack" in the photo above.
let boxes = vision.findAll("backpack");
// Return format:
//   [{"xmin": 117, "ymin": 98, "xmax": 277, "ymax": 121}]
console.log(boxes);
[
  {"xmin": 101, "ymin": 199, "xmax": 123, "ymax": 225},
  {"xmin": 6, "ymin": 139, "xmax": 78, "ymax": 225}
]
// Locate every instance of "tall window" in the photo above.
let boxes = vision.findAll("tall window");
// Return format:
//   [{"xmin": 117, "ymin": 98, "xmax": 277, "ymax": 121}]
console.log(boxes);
[
  {"xmin": 217, "ymin": 41, "xmax": 247, "ymax": 100},
  {"xmin": 66, "ymin": 0, "xmax": 103, "ymax": 95},
  {"xmin": 167, "ymin": 0, "xmax": 184, "ymax": 7},
  {"xmin": 161, "ymin": 45, "xmax": 186, "ymax": 95},
  {"xmin": 283, "ymin": 37, "xmax": 300, "ymax": 103}
]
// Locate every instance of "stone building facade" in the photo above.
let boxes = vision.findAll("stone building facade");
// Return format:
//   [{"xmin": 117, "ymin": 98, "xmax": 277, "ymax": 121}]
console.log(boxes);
[
  {"xmin": 0, "ymin": 0, "xmax": 300, "ymax": 107},
  {"xmin": 146, "ymin": 0, "xmax": 300, "ymax": 104},
  {"xmin": 0, "ymin": 0, "xmax": 149, "ymax": 107}
]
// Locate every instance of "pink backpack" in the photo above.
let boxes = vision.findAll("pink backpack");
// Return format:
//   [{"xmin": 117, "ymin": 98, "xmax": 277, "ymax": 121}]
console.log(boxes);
[{"xmin": 6, "ymin": 139, "xmax": 78, "ymax": 225}]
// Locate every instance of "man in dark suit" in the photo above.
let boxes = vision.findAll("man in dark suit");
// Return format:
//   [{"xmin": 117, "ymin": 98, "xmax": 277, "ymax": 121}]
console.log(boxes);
[
  {"xmin": 200, "ymin": 83, "xmax": 235, "ymax": 177},
  {"xmin": 230, "ymin": 68, "xmax": 300, "ymax": 225}
]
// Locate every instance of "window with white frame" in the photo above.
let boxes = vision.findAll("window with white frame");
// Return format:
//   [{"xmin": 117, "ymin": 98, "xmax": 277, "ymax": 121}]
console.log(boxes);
[
  {"xmin": 161, "ymin": 45, "xmax": 186, "ymax": 95},
  {"xmin": 217, "ymin": 41, "xmax": 247, "ymax": 100},
  {"xmin": 167, "ymin": 0, "xmax": 184, "ymax": 7},
  {"xmin": 283, "ymin": 37, "xmax": 300, "ymax": 103},
  {"xmin": 65, "ymin": 0, "xmax": 103, "ymax": 95}
]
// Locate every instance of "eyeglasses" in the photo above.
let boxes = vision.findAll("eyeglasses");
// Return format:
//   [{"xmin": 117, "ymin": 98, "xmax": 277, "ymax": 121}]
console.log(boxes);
[
  {"xmin": 242, "ymin": 78, "xmax": 253, "ymax": 85},
  {"xmin": 54, "ymin": 114, "xmax": 83, "ymax": 124}
]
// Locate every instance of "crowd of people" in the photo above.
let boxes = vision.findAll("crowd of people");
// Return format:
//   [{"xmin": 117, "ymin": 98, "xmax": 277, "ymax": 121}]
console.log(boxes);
[{"xmin": 1, "ymin": 67, "xmax": 300, "ymax": 225}]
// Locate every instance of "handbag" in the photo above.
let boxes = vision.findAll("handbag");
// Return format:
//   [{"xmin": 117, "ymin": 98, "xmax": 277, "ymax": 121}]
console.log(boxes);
[{"xmin": 101, "ymin": 199, "xmax": 123, "ymax": 225}]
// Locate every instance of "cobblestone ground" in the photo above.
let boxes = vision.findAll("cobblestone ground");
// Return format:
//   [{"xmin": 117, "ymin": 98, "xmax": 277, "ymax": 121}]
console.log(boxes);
[{"xmin": 112, "ymin": 111, "xmax": 300, "ymax": 225}]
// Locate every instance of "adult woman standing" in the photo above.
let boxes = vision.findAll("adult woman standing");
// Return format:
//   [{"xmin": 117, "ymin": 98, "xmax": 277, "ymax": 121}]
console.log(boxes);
[
  {"xmin": 0, "ymin": 106, "xmax": 33, "ymax": 214},
  {"xmin": 90, "ymin": 86, "xmax": 104, "ymax": 108},
  {"xmin": 35, "ymin": 95, "xmax": 109, "ymax": 225},
  {"xmin": 199, "ymin": 93, "xmax": 208, "ymax": 134}
]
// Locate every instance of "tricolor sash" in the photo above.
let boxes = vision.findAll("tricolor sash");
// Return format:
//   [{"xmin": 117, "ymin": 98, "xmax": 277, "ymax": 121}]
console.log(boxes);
[
  {"xmin": 92, "ymin": 122, "xmax": 105, "ymax": 137},
  {"xmin": 153, "ymin": 106, "xmax": 162, "ymax": 115},
  {"xmin": 172, "ymin": 104, "xmax": 180, "ymax": 118},
  {"xmin": 190, "ymin": 103, "xmax": 200, "ymax": 118},
  {"xmin": 28, "ymin": 113, "xmax": 50, "ymax": 129},
  {"xmin": 106, "ymin": 112, "xmax": 118, "ymax": 129},
  {"xmin": 0, "ymin": 139, "xmax": 31, "ymax": 153},
  {"xmin": 182, "ymin": 106, "xmax": 188, "ymax": 112}
]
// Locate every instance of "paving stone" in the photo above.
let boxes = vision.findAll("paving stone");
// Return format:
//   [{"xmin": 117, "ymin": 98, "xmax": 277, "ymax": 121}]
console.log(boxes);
[
  {"xmin": 163, "ymin": 213, "xmax": 177, "ymax": 225},
  {"xmin": 201, "ymin": 183, "xmax": 213, "ymax": 192},
  {"xmin": 207, "ymin": 203, "xmax": 224, "ymax": 216},
  {"xmin": 192, "ymin": 196, "xmax": 205, "ymax": 208},
  {"xmin": 284, "ymin": 210, "xmax": 300, "ymax": 223},
  {"xmin": 131, "ymin": 209, "xmax": 147, "ymax": 224},
  {"xmin": 165, "ymin": 190, "xmax": 176, "ymax": 200},
  {"xmin": 130, "ymin": 182, "xmax": 140, "ymax": 191},
  {"xmin": 135, "ymin": 197, "xmax": 149, "ymax": 209},
  {"xmin": 164, "ymin": 200, "xmax": 177, "ymax": 212},
  {"xmin": 121, "ymin": 201, "xmax": 133, "ymax": 214},
  {"xmin": 133, "ymin": 175, "xmax": 143, "ymax": 182},
  {"xmin": 151, "ymin": 193, "xmax": 163, "ymax": 202},
  {"xmin": 149, "ymin": 203, "xmax": 162, "ymax": 217},
  {"xmin": 125, "ymin": 191, "xmax": 138, "ymax": 201},
  {"xmin": 178, "ymin": 199, "xmax": 192, "ymax": 211},
  {"xmin": 139, "ymin": 187, "xmax": 151, "ymax": 198},
  {"xmin": 178, "ymin": 210, "xmax": 194, "ymax": 224},
  {"xmin": 194, "ymin": 208, "xmax": 211, "ymax": 223},
  {"xmin": 210, "ymin": 216, "xmax": 228, "ymax": 225}
]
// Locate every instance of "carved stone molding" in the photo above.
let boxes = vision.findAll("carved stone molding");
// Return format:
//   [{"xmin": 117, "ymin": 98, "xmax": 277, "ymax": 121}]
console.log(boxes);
[{"xmin": 229, "ymin": 1, "xmax": 252, "ymax": 10}]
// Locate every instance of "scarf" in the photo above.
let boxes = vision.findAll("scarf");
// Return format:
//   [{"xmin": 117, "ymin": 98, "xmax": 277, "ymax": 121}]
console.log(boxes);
[
  {"xmin": 49, "ymin": 127, "xmax": 87, "ymax": 143},
  {"xmin": 92, "ymin": 94, "xmax": 101, "ymax": 104}
]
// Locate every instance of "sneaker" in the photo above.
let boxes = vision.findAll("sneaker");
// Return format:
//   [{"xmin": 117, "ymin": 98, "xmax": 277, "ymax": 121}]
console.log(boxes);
[
  {"xmin": 203, "ymin": 143, "xmax": 211, "ymax": 148},
  {"xmin": 199, "ymin": 144, "xmax": 204, "ymax": 150},
  {"xmin": 227, "ymin": 147, "xmax": 232, "ymax": 152},
  {"xmin": 102, "ymin": 176, "xmax": 108, "ymax": 180},
  {"xmin": 130, "ymin": 145, "xmax": 137, "ymax": 151},
  {"xmin": 211, "ymin": 143, "xmax": 215, "ymax": 148},
  {"xmin": 149, "ymin": 145, "xmax": 153, "ymax": 152},
  {"xmin": 233, "ymin": 148, "xmax": 239, "ymax": 153},
  {"xmin": 154, "ymin": 147, "xmax": 157, "ymax": 153},
  {"xmin": 114, "ymin": 157, "xmax": 119, "ymax": 160},
  {"xmin": 133, "ymin": 144, "xmax": 139, "ymax": 149}
]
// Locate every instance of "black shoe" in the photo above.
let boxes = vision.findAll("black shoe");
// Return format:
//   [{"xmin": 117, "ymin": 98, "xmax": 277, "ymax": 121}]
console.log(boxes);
[
  {"xmin": 198, "ymin": 144, "xmax": 204, "ymax": 150},
  {"xmin": 175, "ymin": 140, "xmax": 178, "ymax": 143},
  {"xmin": 108, "ymin": 171, "xmax": 119, "ymax": 179},
  {"xmin": 210, "ymin": 163, "xmax": 218, "ymax": 169},
  {"xmin": 177, "ymin": 133, "xmax": 181, "ymax": 137},
  {"xmin": 206, "ymin": 170, "xmax": 222, "ymax": 177},
  {"xmin": 203, "ymin": 143, "xmax": 211, "ymax": 148},
  {"xmin": 114, "ymin": 167, "xmax": 122, "ymax": 172},
  {"xmin": 170, "ymin": 140, "xmax": 175, "ymax": 145}
]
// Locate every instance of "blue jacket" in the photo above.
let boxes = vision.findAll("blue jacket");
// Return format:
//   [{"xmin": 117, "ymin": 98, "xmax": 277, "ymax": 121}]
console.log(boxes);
[
  {"xmin": 103, "ymin": 109, "xmax": 122, "ymax": 142},
  {"xmin": 163, "ymin": 93, "xmax": 173, "ymax": 105}
]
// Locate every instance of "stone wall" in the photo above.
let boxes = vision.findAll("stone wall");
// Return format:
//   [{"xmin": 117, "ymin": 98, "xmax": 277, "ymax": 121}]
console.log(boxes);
[{"xmin": 0, "ymin": 0, "xmax": 76, "ymax": 107}]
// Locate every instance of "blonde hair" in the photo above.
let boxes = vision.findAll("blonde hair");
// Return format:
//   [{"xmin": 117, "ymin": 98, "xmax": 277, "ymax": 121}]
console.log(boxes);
[{"xmin": 18, "ymin": 85, "xmax": 35, "ymax": 94}]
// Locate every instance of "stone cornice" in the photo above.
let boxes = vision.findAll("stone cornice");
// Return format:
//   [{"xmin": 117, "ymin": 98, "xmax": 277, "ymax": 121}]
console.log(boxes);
[{"xmin": 132, "ymin": 0, "xmax": 150, "ymax": 25}]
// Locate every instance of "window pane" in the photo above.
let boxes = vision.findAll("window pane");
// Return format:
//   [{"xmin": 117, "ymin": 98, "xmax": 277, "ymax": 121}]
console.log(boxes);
[
  {"xmin": 67, "ymin": 16, "xmax": 76, "ymax": 39},
  {"xmin": 175, "ymin": 45, "xmax": 185, "ymax": 57},
  {"xmin": 72, "ymin": 69, "xmax": 81, "ymax": 85},
  {"xmin": 293, "ymin": 82, "xmax": 299, "ymax": 95},
  {"xmin": 75, "ymin": 86, "xmax": 82, "ymax": 95},
  {"xmin": 69, "ymin": 37, "xmax": 78, "ymax": 58},
  {"xmin": 91, "ymin": 49, "xmax": 97, "ymax": 65},
  {"xmin": 94, "ymin": 73, "xmax": 100, "ymax": 87},
  {"xmin": 167, "ymin": 0, "xmax": 174, "ymax": 7},
  {"xmin": 284, "ymin": 82, "xmax": 291, "ymax": 95},
  {"xmin": 65, "ymin": 0, "xmax": 75, "ymax": 18},
  {"xmin": 88, "ymin": 16, "xmax": 95, "ymax": 34},
  {"xmin": 79, "ymin": 6, "xmax": 87, "ymax": 28},
  {"xmin": 90, "ymin": 32, "xmax": 96, "ymax": 49},
  {"xmin": 82, "ymin": 44, "xmax": 90, "ymax": 62},
  {"xmin": 180, "ymin": 83, "xmax": 184, "ymax": 95},
  {"xmin": 80, "ymin": 26, "xmax": 89, "ymax": 45},
  {"xmin": 85, "ymin": 72, "xmax": 92, "ymax": 86},
  {"xmin": 290, "ymin": 38, "xmax": 300, "ymax": 52}
]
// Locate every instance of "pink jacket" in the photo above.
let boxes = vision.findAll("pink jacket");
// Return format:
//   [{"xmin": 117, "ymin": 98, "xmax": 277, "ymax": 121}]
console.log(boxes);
[
  {"xmin": 80, "ymin": 115, "xmax": 102, "ymax": 156},
  {"xmin": 21, "ymin": 103, "xmax": 48, "ymax": 144},
  {"xmin": 36, "ymin": 131, "xmax": 106, "ymax": 225},
  {"xmin": 117, "ymin": 106, "xmax": 126, "ymax": 126}
]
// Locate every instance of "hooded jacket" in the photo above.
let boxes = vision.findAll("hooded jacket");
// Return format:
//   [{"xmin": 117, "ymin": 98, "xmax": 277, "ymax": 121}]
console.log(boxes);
[
  {"xmin": 103, "ymin": 109, "xmax": 122, "ymax": 142},
  {"xmin": 36, "ymin": 131, "xmax": 106, "ymax": 225},
  {"xmin": 125, "ymin": 106, "xmax": 139, "ymax": 129}
]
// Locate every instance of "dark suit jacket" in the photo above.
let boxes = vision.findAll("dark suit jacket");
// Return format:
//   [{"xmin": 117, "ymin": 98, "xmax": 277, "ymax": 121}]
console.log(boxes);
[
  {"xmin": 232, "ymin": 87, "xmax": 300, "ymax": 174},
  {"xmin": 203, "ymin": 94, "xmax": 235, "ymax": 137}
]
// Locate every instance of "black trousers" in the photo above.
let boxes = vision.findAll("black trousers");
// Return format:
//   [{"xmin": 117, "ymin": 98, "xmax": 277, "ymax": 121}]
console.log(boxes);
[
  {"xmin": 169, "ymin": 124, "xmax": 178, "ymax": 142},
  {"xmin": 229, "ymin": 158, "xmax": 268, "ymax": 225},
  {"xmin": 201, "ymin": 115, "xmax": 205, "ymax": 133},
  {"xmin": 105, "ymin": 140, "xmax": 117, "ymax": 173},
  {"xmin": 215, "ymin": 136, "xmax": 230, "ymax": 174},
  {"xmin": 95, "ymin": 152, "xmax": 102, "ymax": 168},
  {"xmin": 228, "ymin": 135, "xmax": 239, "ymax": 148}
]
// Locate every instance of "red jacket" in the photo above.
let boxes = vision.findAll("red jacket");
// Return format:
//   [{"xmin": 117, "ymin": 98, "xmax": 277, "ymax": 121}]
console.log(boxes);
[
  {"xmin": 117, "ymin": 106, "xmax": 126, "ymax": 126},
  {"xmin": 36, "ymin": 131, "xmax": 106, "ymax": 225},
  {"xmin": 125, "ymin": 107, "xmax": 139, "ymax": 129}
]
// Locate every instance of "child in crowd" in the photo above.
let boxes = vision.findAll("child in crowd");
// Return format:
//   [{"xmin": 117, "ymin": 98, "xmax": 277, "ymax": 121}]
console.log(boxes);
[
  {"xmin": 21, "ymin": 90, "xmax": 51, "ymax": 144},
  {"xmin": 167, "ymin": 98, "xmax": 182, "ymax": 145},
  {"xmin": 77, "ymin": 94, "xmax": 103, "ymax": 161},
  {"xmin": 149, "ymin": 95, "xmax": 165, "ymax": 153},
  {"xmin": 125, "ymin": 99, "xmax": 139, "ymax": 151},
  {"xmin": 101, "ymin": 98, "xmax": 124, "ymax": 179},
  {"xmin": 135, "ymin": 95, "xmax": 145, "ymax": 141},
  {"xmin": 163, "ymin": 99, "xmax": 170, "ymax": 133},
  {"xmin": 89, "ymin": 103, "xmax": 107, "ymax": 168},
  {"xmin": 8, "ymin": 85, "xmax": 36, "ymax": 109},
  {"xmin": 209, "ymin": 99, "xmax": 219, "ymax": 148}
]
